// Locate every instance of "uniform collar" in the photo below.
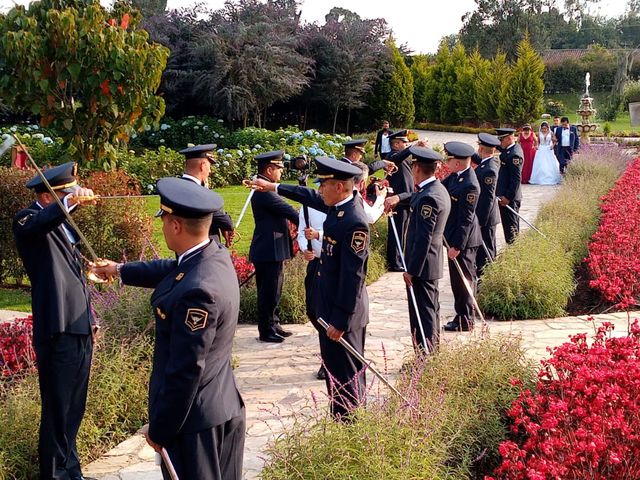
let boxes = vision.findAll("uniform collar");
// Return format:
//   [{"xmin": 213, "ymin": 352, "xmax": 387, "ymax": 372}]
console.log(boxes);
[
  {"xmin": 457, "ymin": 166, "xmax": 470, "ymax": 176},
  {"xmin": 334, "ymin": 194, "xmax": 354, "ymax": 208},
  {"xmin": 481, "ymin": 156, "xmax": 494, "ymax": 164},
  {"xmin": 177, "ymin": 239, "xmax": 210, "ymax": 265},
  {"xmin": 182, "ymin": 173, "xmax": 204, "ymax": 186},
  {"xmin": 418, "ymin": 176, "xmax": 436, "ymax": 189}
]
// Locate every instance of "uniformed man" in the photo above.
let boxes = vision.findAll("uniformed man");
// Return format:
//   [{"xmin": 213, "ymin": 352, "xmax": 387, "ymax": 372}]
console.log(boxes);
[
  {"xmin": 441, "ymin": 141, "xmax": 483, "ymax": 332},
  {"xmin": 385, "ymin": 130, "xmax": 427, "ymax": 271},
  {"xmin": 13, "ymin": 162, "xmax": 98, "ymax": 480},
  {"xmin": 179, "ymin": 144, "xmax": 234, "ymax": 245},
  {"xmin": 249, "ymin": 150, "xmax": 300, "ymax": 343},
  {"xmin": 249, "ymin": 157, "xmax": 369, "ymax": 420},
  {"xmin": 385, "ymin": 146, "xmax": 451, "ymax": 352},
  {"xmin": 92, "ymin": 178, "xmax": 245, "ymax": 480},
  {"xmin": 474, "ymin": 133, "xmax": 501, "ymax": 276},
  {"xmin": 495, "ymin": 128, "xmax": 523, "ymax": 244}
]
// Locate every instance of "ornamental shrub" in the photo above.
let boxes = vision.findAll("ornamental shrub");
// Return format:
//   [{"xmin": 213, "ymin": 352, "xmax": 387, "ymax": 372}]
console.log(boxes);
[
  {"xmin": 479, "ymin": 145, "xmax": 631, "ymax": 320},
  {"xmin": 0, "ymin": 124, "xmax": 67, "ymax": 168},
  {"xmin": 489, "ymin": 321, "xmax": 640, "ymax": 480},
  {"xmin": 262, "ymin": 336, "xmax": 536, "ymax": 479},
  {"xmin": 0, "ymin": 316, "xmax": 35, "ymax": 379}
]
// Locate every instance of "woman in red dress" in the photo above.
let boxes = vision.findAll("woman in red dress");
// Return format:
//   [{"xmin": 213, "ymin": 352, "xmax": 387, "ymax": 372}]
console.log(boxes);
[{"xmin": 519, "ymin": 124, "xmax": 537, "ymax": 184}]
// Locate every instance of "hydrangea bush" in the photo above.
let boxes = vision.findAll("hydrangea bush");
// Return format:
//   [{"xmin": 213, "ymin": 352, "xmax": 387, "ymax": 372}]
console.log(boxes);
[{"xmin": 0, "ymin": 123, "xmax": 67, "ymax": 167}]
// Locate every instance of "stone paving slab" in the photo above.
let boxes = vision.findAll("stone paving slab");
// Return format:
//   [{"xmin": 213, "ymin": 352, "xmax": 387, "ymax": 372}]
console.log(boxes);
[{"xmin": 6, "ymin": 129, "xmax": 592, "ymax": 479}]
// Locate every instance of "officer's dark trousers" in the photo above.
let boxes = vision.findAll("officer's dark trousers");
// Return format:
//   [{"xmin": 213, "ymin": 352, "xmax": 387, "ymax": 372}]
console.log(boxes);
[
  {"xmin": 386, "ymin": 208, "xmax": 408, "ymax": 270},
  {"xmin": 34, "ymin": 333, "xmax": 92, "ymax": 480},
  {"xmin": 162, "ymin": 409, "xmax": 246, "ymax": 480},
  {"xmin": 319, "ymin": 326, "xmax": 366, "ymax": 420},
  {"xmin": 254, "ymin": 261, "xmax": 284, "ymax": 336},
  {"xmin": 448, "ymin": 247, "xmax": 478, "ymax": 324},
  {"xmin": 476, "ymin": 225, "xmax": 497, "ymax": 276},
  {"xmin": 406, "ymin": 278, "xmax": 440, "ymax": 353},
  {"xmin": 499, "ymin": 200, "xmax": 521, "ymax": 244}
]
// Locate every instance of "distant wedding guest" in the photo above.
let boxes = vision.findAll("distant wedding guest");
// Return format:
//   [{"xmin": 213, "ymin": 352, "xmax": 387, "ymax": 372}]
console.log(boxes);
[
  {"xmin": 553, "ymin": 116, "xmax": 561, "ymax": 127},
  {"xmin": 530, "ymin": 122, "xmax": 562, "ymax": 185},
  {"xmin": 552, "ymin": 116, "xmax": 579, "ymax": 174},
  {"xmin": 518, "ymin": 124, "xmax": 537, "ymax": 184},
  {"xmin": 374, "ymin": 120, "xmax": 392, "ymax": 159}
]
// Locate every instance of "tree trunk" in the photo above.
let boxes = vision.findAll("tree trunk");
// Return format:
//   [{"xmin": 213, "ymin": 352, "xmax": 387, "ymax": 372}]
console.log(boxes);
[
  {"xmin": 332, "ymin": 106, "xmax": 339, "ymax": 134},
  {"xmin": 263, "ymin": 108, "xmax": 268, "ymax": 129},
  {"xmin": 243, "ymin": 113, "xmax": 248, "ymax": 128},
  {"xmin": 346, "ymin": 108, "xmax": 352, "ymax": 135},
  {"xmin": 302, "ymin": 103, "xmax": 308, "ymax": 130}
]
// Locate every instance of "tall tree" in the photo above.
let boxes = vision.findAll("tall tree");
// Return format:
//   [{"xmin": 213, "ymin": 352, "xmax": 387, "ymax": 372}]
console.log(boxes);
[
  {"xmin": 476, "ymin": 52, "xmax": 510, "ymax": 124},
  {"xmin": 132, "ymin": 0, "xmax": 167, "ymax": 18},
  {"xmin": 0, "ymin": 0, "xmax": 168, "ymax": 166},
  {"xmin": 191, "ymin": 0, "xmax": 312, "ymax": 127},
  {"xmin": 367, "ymin": 39, "xmax": 414, "ymax": 128},
  {"xmin": 411, "ymin": 54, "xmax": 432, "ymax": 122},
  {"xmin": 497, "ymin": 36, "xmax": 545, "ymax": 124},
  {"xmin": 303, "ymin": 8, "xmax": 389, "ymax": 133}
]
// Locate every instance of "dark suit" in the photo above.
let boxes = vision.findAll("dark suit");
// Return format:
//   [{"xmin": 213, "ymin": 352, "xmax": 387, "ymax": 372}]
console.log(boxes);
[
  {"xmin": 442, "ymin": 168, "xmax": 482, "ymax": 326},
  {"xmin": 474, "ymin": 156, "xmax": 500, "ymax": 275},
  {"xmin": 553, "ymin": 125, "xmax": 579, "ymax": 173},
  {"xmin": 180, "ymin": 175, "xmax": 233, "ymax": 244},
  {"xmin": 402, "ymin": 178, "xmax": 451, "ymax": 352},
  {"xmin": 385, "ymin": 147, "xmax": 414, "ymax": 270},
  {"xmin": 13, "ymin": 201, "xmax": 93, "ymax": 480},
  {"xmin": 121, "ymin": 242, "xmax": 245, "ymax": 480},
  {"xmin": 278, "ymin": 185, "xmax": 369, "ymax": 419},
  {"xmin": 496, "ymin": 143, "xmax": 524, "ymax": 244},
  {"xmin": 374, "ymin": 128, "xmax": 392, "ymax": 159}
]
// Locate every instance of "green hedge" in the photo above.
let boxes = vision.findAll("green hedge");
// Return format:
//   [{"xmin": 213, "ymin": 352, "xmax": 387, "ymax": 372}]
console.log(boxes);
[
  {"xmin": 479, "ymin": 145, "xmax": 630, "ymax": 320},
  {"xmin": 239, "ymin": 220, "xmax": 389, "ymax": 324},
  {"xmin": 413, "ymin": 122, "xmax": 496, "ymax": 134},
  {"xmin": 262, "ymin": 335, "xmax": 535, "ymax": 479}
]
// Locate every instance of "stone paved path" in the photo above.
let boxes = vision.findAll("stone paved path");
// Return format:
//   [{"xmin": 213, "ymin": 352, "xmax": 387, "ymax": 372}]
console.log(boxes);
[{"xmin": 7, "ymin": 131, "xmax": 633, "ymax": 479}]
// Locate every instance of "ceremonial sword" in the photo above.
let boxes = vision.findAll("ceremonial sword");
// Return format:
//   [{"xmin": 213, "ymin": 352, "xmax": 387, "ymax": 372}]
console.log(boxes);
[
  {"xmin": 317, "ymin": 317, "xmax": 418, "ymax": 413},
  {"xmin": 443, "ymin": 238, "xmax": 486, "ymax": 324}
]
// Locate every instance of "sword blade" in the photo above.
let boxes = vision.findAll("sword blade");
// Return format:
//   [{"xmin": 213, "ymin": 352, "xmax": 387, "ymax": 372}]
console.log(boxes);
[{"xmin": 503, "ymin": 203, "xmax": 547, "ymax": 238}]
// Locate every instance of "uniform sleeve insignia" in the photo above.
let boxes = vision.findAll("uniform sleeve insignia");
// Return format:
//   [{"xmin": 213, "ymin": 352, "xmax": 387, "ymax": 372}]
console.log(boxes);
[
  {"xmin": 337, "ymin": 211, "xmax": 345, "ymax": 218},
  {"xmin": 467, "ymin": 193, "xmax": 477, "ymax": 204},
  {"xmin": 485, "ymin": 176, "xmax": 494, "ymax": 185},
  {"xmin": 421, "ymin": 205, "xmax": 433, "ymax": 219},
  {"xmin": 350, "ymin": 231, "xmax": 367, "ymax": 254},
  {"xmin": 458, "ymin": 177, "xmax": 464, "ymax": 183},
  {"xmin": 513, "ymin": 157, "xmax": 523, "ymax": 166},
  {"xmin": 175, "ymin": 272, "xmax": 185, "ymax": 281},
  {"xmin": 185, "ymin": 308, "xmax": 208, "ymax": 331},
  {"xmin": 17, "ymin": 214, "xmax": 31, "ymax": 226}
]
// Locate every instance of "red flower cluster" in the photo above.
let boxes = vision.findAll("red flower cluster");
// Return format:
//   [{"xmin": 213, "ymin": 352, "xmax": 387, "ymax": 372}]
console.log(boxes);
[
  {"xmin": 229, "ymin": 250, "xmax": 255, "ymax": 284},
  {"xmin": 586, "ymin": 157, "xmax": 640, "ymax": 307},
  {"xmin": 0, "ymin": 316, "xmax": 35, "ymax": 378},
  {"xmin": 436, "ymin": 162, "xmax": 451, "ymax": 181},
  {"xmin": 488, "ymin": 321, "xmax": 640, "ymax": 480}
]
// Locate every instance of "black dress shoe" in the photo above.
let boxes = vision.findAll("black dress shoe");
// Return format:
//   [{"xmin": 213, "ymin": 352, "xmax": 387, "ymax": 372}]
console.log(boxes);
[
  {"xmin": 388, "ymin": 266, "xmax": 405, "ymax": 272},
  {"xmin": 259, "ymin": 332, "xmax": 284, "ymax": 343},
  {"xmin": 316, "ymin": 365, "xmax": 326, "ymax": 380},
  {"xmin": 443, "ymin": 319, "xmax": 460, "ymax": 332},
  {"xmin": 274, "ymin": 324, "xmax": 293, "ymax": 337}
]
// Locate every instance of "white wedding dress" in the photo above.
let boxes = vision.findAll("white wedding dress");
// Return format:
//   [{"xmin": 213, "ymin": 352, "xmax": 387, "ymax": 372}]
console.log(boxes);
[{"xmin": 529, "ymin": 132, "xmax": 562, "ymax": 185}]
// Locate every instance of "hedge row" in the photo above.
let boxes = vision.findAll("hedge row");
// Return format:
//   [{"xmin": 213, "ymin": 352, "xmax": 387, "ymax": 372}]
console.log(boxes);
[
  {"xmin": 479, "ymin": 145, "xmax": 632, "ymax": 320},
  {"xmin": 0, "ymin": 167, "xmax": 155, "ymax": 285},
  {"xmin": 413, "ymin": 122, "xmax": 496, "ymax": 134},
  {"xmin": 262, "ymin": 336, "xmax": 536, "ymax": 479}
]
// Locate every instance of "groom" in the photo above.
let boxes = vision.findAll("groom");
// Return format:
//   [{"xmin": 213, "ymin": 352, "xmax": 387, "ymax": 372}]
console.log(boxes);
[{"xmin": 553, "ymin": 117, "xmax": 579, "ymax": 173}]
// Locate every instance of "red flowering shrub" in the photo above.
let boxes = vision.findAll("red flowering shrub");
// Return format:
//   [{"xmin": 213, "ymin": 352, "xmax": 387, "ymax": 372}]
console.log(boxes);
[
  {"xmin": 488, "ymin": 320, "xmax": 640, "ymax": 480},
  {"xmin": 0, "ymin": 316, "xmax": 35, "ymax": 378},
  {"xmin": 229, "ymin": 250, "xmax": 255, "ymax": 284},
  {"xmin": 586, "ymin": 157, "xmax": 640, "ymax": 307}
]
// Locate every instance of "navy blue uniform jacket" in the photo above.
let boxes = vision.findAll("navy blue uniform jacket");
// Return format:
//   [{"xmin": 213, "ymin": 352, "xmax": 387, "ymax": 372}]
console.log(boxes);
[
  {"xmin": 442, "ymin": 169, "xmax": 482, "ymax": 250},
  {"xmin": 121, "ymin": 242, "xmax": 244, "ymax": 447},
  {"xmin": 496, "ymin": 143, "xmax": 524, "ymax": 202},
  {"xmin": 249, "ymin": 175, "xmax": 299, "ymax": 263},
  {"xmin": 474, "ymin": 157, "xmax": 501, "ymax": 227},
  {"xmin": 386, "ymin": 147, "xmax": 414, "ymax": 198},
  {"xmin": 278, "ymin": 185, "xmax": 369, "ymax": 332},
  {"xmin": 13, "ymin": 202, "xmax": 93, "ymax": 344},
  {"xmin": 403, "ymin": 180, "xmax": 451, "ymax": 281}
]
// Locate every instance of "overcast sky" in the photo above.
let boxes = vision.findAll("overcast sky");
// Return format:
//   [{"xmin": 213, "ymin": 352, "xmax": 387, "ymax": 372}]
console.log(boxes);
[{"xmin": 0, "ymin": 0, "xmax": 633, "ymax": 53}]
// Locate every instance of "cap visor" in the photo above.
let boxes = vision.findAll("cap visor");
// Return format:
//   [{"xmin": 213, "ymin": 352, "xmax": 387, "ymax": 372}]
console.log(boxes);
[{"xmin": 60, "ymin": 185, "xmax": 81, "ymax": 194}]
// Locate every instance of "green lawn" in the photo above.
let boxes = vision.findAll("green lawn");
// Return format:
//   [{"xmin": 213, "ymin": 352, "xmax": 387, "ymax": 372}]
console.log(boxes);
[
  {"xmin": 0, "ymin": 287, "xmax": 32, "ymax": 313},
  {"xmin": 546, "ymin": 92, "xmax": 634, "ymax": 134}
]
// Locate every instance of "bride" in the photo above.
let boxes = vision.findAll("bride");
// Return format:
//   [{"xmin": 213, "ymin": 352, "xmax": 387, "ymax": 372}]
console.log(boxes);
[{"xmin": 529, "ymin": 122, "xmax": 562, "ymax": 185}]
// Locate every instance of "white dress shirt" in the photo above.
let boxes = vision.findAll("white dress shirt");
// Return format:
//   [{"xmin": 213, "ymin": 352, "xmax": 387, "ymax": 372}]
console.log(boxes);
[
  {"xmin": 418, "ymin": 176, "xmax": 436, "ymax": 189},
  {"xmin": 297, "ymin": 208, "xmax": 325, "ymax": 258},
  {"xmin": 381, "ymin": 133, "xmax": 391, "ymax": 154},
  {"xmin": 561, "ymin": 128, "xmax": 571, "ymax": 147},
  {"xmin": 177, "ymin": 239, "xmax": 210, "ymax": 265},
  {"xmin": 182, "ymin": 173, "xmax": 204, "ymax": 186},
  {"xmin": 37, "ymin": 196, "xmax": 77, "ymax": 244}
]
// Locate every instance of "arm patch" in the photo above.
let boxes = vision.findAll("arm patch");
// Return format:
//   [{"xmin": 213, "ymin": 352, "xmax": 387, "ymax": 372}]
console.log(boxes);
[
  {"xmin": 466, "ymin": 193, "xmax": 477, "ymax": 204},
  {"xmin": 485, "ymin": 176, "xmax": 494, "ymax": 185},
  {"xmin": 513, "ymin": 157, "xmax": 523, "ymax": 166},
  {"xmin": 350, "ymin": 231, "xmax": 367, "ymax": 253},
  {"xmin": 17, "ymin": 214, "xmax": 32, "ymax": 226},
  {"xmin": 421, "ymin": 205, "xmax": 433, "ymax": 218},
  {"xmin": 185, "ymin": 308, "xmax": 208, "ymax": 331}
]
